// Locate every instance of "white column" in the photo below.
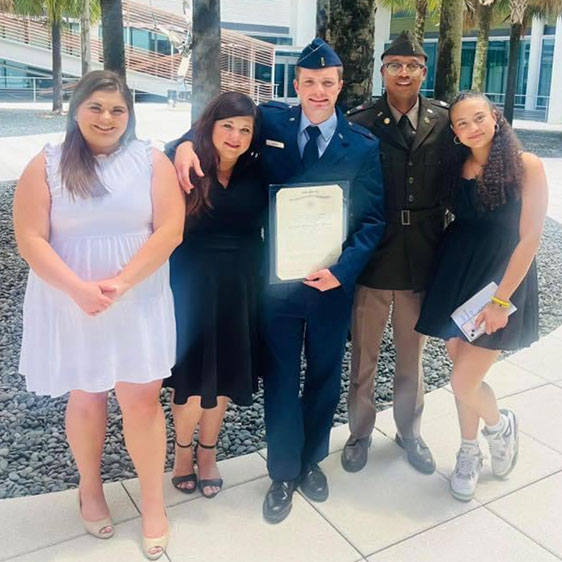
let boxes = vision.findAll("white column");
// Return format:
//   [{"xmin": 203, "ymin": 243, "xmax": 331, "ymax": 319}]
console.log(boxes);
[
  {"xmin": 290, "ymin": 0, "xmax": 316, "ymax": 48},
  {"xmin": 373, "ymin": 5, "xmax": 391, "ymax": 96},
  {"xmin": 525, "ymin": 17, "xmax": 544, "ymax": 110},
  {"xmin": 548, "ymin": 16, "xmax": 562, "ymax": 124}
]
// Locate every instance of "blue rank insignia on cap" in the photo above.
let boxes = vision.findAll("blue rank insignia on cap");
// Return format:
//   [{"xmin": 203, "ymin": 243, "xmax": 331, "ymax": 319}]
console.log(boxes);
[{"xmin": 296, "ymin": 37, "xmax": 343, "ymax": 69}]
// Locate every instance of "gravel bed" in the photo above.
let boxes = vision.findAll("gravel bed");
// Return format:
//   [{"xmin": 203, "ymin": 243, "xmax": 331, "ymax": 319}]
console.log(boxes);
[
  {"xmin": 0, "ymin": 110, "xmax": 66, "ymax": 138},
  {"xmin": 516, "ymin": 129, "xmax": 562, "ymax": 158},
  {"xmin": 1, "ymin": 178, "xmax": 561, "ymax": 499}
]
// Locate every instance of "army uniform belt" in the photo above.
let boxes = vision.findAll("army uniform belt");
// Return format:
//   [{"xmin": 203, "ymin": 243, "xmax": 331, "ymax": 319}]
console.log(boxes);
[{"xmin": 386, "ymin": 206, "xmax": 445, "ymax": 226}]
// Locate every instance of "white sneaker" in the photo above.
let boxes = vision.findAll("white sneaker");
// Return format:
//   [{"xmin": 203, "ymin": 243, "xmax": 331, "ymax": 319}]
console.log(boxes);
[
  {"xmin": 482, "ymin": 409, "xmax": 519, "ymax": 479},
  {"xmin": 449, "ymin": 444, "xmax": 483, "ymax": 502}
]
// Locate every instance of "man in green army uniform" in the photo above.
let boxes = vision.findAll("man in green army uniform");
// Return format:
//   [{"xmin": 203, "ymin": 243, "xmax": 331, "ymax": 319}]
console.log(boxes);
[{"xmin": 342, "ymin": 30, "xmax": 450, "ymax": 474}]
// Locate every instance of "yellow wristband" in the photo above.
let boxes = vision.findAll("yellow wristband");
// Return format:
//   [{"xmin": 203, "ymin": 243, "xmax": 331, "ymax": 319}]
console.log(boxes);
[{"xmin": 491, "ymin": 296, "xmax": 510, "ymax": 309}]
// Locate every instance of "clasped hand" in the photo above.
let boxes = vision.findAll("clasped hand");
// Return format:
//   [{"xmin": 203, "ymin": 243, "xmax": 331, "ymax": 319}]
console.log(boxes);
[
  {"xmin": 474, "ymin": 302, "xmax": 509, "ymax": 335},
  {"xmin": 70, "ymin": 277, "xmax": 130, "ymax": 317}
]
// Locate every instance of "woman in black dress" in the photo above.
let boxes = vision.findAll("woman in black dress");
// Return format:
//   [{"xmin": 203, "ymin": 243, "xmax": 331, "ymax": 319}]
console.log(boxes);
[
  {"xmin": 164, "ymin": 92, "xmax": 265, "ymax": 498},
  {"xmin": 416, "ymin": 92, "xmax": 548, "ymax": 502}
]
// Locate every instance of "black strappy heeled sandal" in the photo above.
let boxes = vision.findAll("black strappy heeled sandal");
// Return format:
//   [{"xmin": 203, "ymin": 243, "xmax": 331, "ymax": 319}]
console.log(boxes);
[
  {"xmin": 171, "ymin": 440, "xmax": 197, "ymax": 495},
  {"xmin": 197, "ymin": 441, "xmax": 224, "ymax": 499}
]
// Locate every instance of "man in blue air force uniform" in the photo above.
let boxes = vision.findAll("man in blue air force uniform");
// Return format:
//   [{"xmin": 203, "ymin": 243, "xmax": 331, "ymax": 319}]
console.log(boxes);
[{"xmin": 168, "ymin": 38, "xmax": 385, "ymax": 524}]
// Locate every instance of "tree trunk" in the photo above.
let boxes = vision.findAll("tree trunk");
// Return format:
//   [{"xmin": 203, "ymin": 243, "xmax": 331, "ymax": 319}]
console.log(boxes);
[
  {"xmin": 316, "ymin": 0, "xmax": 331, "ymax": 41},
  {"xmin": 51, "ymin": 19, "xmax": 63, "ymax": 114},
  {"xmin": 81, "ymin": 0, "xmax": 92, "ymax": 75},
  {"xmin": 471, "ymin": 1, "xmax": 493, "ymax": 92},
  {"xmin": 503, "ymin": 21, "xmax": 522, "ymax": 124},
  {"xmin": 100, "ymin": 0, "xmax": 125, "ymax": 78},
  {"xmin": 329, "ymin": 0, "xmax": 376, "ymax": 111},
  {"xmin": 414, "ymin": 0, "xmax": 428, "ymax": 46},
  {"xmin": 192, "ymin": 0, "xmax": 221, "ymax": 122},
  {"xmin": 434, "ymin": 0, "xmax": 464, "ymax": 102}
]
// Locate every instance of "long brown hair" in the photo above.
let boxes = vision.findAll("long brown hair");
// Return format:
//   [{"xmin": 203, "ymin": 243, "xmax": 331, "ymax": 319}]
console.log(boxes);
[
  {"xmin": 444, "ymin": 91, "xmax": 524, "ymax": 213},
  {"xmin": 189, "ymin": 92, "xmax": 260, "ymax": 216},
  {"xmin": 59, "ymin": 70, "xmax": 136, "ymax": 199}
]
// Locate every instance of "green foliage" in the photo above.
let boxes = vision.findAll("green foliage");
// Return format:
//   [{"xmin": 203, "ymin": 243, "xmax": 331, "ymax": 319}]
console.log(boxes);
[{"xmin": 10, "ymin": 0, "xmax": 100, "ymax": 24}]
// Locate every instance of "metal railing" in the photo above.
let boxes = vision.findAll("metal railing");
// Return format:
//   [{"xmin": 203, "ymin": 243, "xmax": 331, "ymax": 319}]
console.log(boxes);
[{"xmin": 0, "ymin": 9, "xmax": 275, "ymax": 102}]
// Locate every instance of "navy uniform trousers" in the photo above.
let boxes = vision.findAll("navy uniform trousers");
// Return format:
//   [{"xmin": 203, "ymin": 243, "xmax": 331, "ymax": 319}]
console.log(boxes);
[{"xmin": 258, "ymin": 102, "xmax": 385, "ymax": 481}]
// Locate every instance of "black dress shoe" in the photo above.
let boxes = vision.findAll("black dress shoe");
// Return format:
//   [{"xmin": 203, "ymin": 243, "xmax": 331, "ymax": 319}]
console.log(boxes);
[
  {"xmin": 341, "ymin": 435, "xmax": 372, "ymax": 473},
  {"xmin": 263, "ymin": 480, "xmax": 297, "ymax": 524},
  {"xmin": 395, "ymin": 434, "xmax": 436, "ymax": 474},
  {"xmin": 299, "ymin": 464, "xmax": 329, "ymax": 502}
]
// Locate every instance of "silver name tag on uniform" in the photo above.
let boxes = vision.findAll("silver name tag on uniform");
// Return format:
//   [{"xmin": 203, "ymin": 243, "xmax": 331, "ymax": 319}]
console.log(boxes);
[{"xmin": 266, "ymin": 139, "xmax": 285, "ymax": 149}]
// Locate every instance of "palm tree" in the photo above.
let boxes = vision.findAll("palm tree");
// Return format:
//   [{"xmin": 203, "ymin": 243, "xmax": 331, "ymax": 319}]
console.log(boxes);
[
  {"xmin": 434, "ymin": 0, "xmax": 465, "ymax": 101},
  {"xmin": 316, "ymin": 0, "xmax": 331, "ymax": 41},
  {"xmin": 81, "ymin": 0, "xmax": 91, "ymax": 75},
  {"xmin": 10, "ymin": 0, "xmax": 82, "ymax": 113},
  {"xmin": 503, "ymin": 0, "xmax": 562, "ymax": 123},
  {"xmin": 100, "ymin": 0, "xmax": 125, "ymax": 77},
  {"xmin": 192, "ymin": 0, "xmax": 221, "ymax": 122},
  {"xmin": 377, "ymin": 0, "xmax": 441, "ymax": 44},
  {"xmin": 327, "ymin": 0, "xmax": 376, "ymax": 111},
  {"xmin": 471, "ymin": 0, "xmax": 505, "ymax": 92}
]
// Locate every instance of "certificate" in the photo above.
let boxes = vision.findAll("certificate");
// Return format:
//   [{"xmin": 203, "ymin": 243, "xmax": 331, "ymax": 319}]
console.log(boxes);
[
  {"xmin": 269, "ymin": 182, "xmax": 349, "ymax": 283},
  {"xmin": 451, "ymin": 282, "xmax": 517, "ymax": 342}
]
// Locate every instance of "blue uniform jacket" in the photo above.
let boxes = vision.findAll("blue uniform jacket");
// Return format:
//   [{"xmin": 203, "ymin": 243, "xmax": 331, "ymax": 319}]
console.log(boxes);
[{"xmin": 166, "ymin": 101, "xmax": 386, "ymax": 294}]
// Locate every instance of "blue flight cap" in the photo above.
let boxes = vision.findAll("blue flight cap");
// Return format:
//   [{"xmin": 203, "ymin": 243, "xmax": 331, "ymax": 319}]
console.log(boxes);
[{"xmin": 296, "ymin": 37, "xmax": 343, "ymax": 69}]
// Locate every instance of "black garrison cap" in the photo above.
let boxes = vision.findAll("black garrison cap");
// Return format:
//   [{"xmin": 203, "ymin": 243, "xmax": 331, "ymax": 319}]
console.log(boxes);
[{"xmin": 381, "ymin": 30, "xmax": 427, "ymax": 60}]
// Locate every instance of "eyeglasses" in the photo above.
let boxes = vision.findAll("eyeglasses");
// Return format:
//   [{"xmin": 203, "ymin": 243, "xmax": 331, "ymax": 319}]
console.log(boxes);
[{"xmin": 383, "ymin": 62, "xmax": 425, "ymax": 76}]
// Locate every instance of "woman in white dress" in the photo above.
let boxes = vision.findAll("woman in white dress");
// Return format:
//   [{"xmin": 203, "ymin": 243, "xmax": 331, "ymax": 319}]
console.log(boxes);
[{"xmin": 13, "ymin": 70, "xmax": 184, "ymax": 560}]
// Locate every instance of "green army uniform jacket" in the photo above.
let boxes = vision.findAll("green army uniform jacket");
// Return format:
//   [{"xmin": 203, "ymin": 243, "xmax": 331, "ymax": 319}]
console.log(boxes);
[{"xmin": 347, "ymin": 93, "xmax": 450, "ymax": 292}]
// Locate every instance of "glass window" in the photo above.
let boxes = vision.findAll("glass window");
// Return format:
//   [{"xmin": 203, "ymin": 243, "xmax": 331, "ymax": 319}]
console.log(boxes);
[
  {"xmin": 515, "ymin": 40, "xmax": 530, "ymax": 107},
  {"xmin": 422, "ymin": 41, "xmax": 437, "ymax": 97},
  {"xmin": 274, "ymin": 63, "xmax": 285, "ymax": 98},
  {"xmin": 131, "ymin": 28, "xmax": 150, "ymax": 50},
  {"xmin": 485, "ymin": 41, "xmax": 508, "ymax": 104},
  {"xmin": 537, "ymin": 38, "xmax": 554, "ymax": 109},
  {"xmin": 460, "ymin": 41, "xmax": 476, "ymax": 91},
  {"xmin": 287, "ymin": 64, "xmax": 296, "ymax": 98}
]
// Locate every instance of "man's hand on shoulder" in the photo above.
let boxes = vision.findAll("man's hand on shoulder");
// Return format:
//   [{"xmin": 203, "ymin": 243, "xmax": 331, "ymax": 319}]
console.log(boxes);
[
  {"xmin": 303, "ymin": 269, "xmax": 341, "ymax": 292},
  {"xmin": 174, "ymin": 141, "xmax": 204, "ymax": 194}
]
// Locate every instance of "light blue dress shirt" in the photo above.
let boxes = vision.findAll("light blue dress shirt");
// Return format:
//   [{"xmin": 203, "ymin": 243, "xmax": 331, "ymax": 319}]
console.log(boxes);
[{"xmin": 297, "ymin": 111, "xmax": 338, "ymax": 159}]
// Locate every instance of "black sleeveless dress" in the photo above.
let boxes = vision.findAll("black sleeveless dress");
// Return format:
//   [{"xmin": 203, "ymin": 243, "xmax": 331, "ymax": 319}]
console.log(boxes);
[
  {"xmin": 163, "ymin": 162, "xmax": 267, "ymax": 407},
  {"xmin": 416, "ymin": 178, "xmax": 539, "ymax": 351}
]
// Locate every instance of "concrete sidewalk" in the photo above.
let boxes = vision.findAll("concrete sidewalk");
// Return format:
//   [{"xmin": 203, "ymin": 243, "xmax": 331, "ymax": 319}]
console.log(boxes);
[{"xmin": 1, "ymin": 325, "xmax": 562, "ymax": 562}]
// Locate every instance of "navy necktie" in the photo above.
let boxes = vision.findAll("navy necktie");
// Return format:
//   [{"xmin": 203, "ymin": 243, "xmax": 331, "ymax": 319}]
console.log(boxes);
[{"xmin": 302, "ymin": 125, "xmax": 321, "ymax": 169}]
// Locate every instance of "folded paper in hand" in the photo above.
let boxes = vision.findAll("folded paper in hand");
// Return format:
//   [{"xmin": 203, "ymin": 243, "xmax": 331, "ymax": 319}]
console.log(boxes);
[{"xmin": 451, "ymin": 282, "xmax": 517, "ymax": 342}]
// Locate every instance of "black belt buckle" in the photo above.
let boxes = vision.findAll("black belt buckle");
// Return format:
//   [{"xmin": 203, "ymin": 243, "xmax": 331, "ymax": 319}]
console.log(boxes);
[{"xmin": 401, "ymin": 210, "xmax": 411, "ymax": 226}]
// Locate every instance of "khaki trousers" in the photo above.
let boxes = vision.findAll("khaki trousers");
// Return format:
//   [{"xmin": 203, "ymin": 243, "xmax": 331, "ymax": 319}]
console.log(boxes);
[{"xmin": 348, "ymin": 286, "xmax": 426, "ymax": 440}]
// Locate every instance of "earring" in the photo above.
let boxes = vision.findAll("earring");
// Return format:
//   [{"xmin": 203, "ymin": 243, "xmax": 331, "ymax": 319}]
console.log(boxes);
[
  {"xmin": 453, "ymin": 135, "xmax": 462, "ymax": 145},
  {"xmin": 494, "ymin": 123, "xmax": 499, "ymax": 133}
]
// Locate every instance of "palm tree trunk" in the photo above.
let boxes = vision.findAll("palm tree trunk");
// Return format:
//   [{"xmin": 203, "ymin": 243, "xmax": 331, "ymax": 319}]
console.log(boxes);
[
  {"xmin": 329, "ymin": 0, "xmax": 376, "ymax": 111},
  {"xmin": 316, "ymin": 0, "xmax": 331, "ymax": 41},
  {"xmin": 100, "ymin": 0, "xmax": 125, "ymax": 78},
  {"xmin": 192, "ymin": 0, "xmax": 221, "ymax": 122},
  {"xmin": 471, "ymin": 1, "xmax": 493, "ymax": 92},
  {"xmin": 51, "ymin": 19, "xmax": 63, "ymax": 114},
  {"xmin": 81, "ymin": 0, "xmax": 91, "ymax": 75},
  {"xmin": 503, "ymin": 21, "xmax": 523, "ymax": 123},
  {"xmin": 434, "ymin": 0, "xmax": 464, "ymax": 102},
  {"xmin": 414, "ymin": 0, "xmax": 428, "ymax": 45}
]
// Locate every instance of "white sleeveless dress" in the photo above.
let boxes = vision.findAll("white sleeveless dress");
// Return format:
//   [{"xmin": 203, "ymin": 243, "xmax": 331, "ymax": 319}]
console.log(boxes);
[{"xmin": 19, "ymin": 139, "xmax": 176, "ymax": 396}]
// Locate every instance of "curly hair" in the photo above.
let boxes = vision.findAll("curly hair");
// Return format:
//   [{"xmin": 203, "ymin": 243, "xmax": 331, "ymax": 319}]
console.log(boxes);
[{"xmin": 443, "ymin": 91, "xmax": 524, "ymax": 213}]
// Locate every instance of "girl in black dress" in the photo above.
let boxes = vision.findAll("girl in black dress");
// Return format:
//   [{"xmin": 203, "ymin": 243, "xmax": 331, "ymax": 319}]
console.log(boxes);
[
  {"xmin": 416, "ymin": 92, "xmax": 548, "ymax": 502},
  {"xmin": 164, "ymin": 93, "xmax": 265, "ymax": 498}
]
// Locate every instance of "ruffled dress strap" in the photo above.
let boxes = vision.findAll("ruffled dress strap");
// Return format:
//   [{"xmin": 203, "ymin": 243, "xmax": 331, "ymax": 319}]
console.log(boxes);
[{"xmin": 43, "ymin": 143, "xmax": 63, "ymax": 198}]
